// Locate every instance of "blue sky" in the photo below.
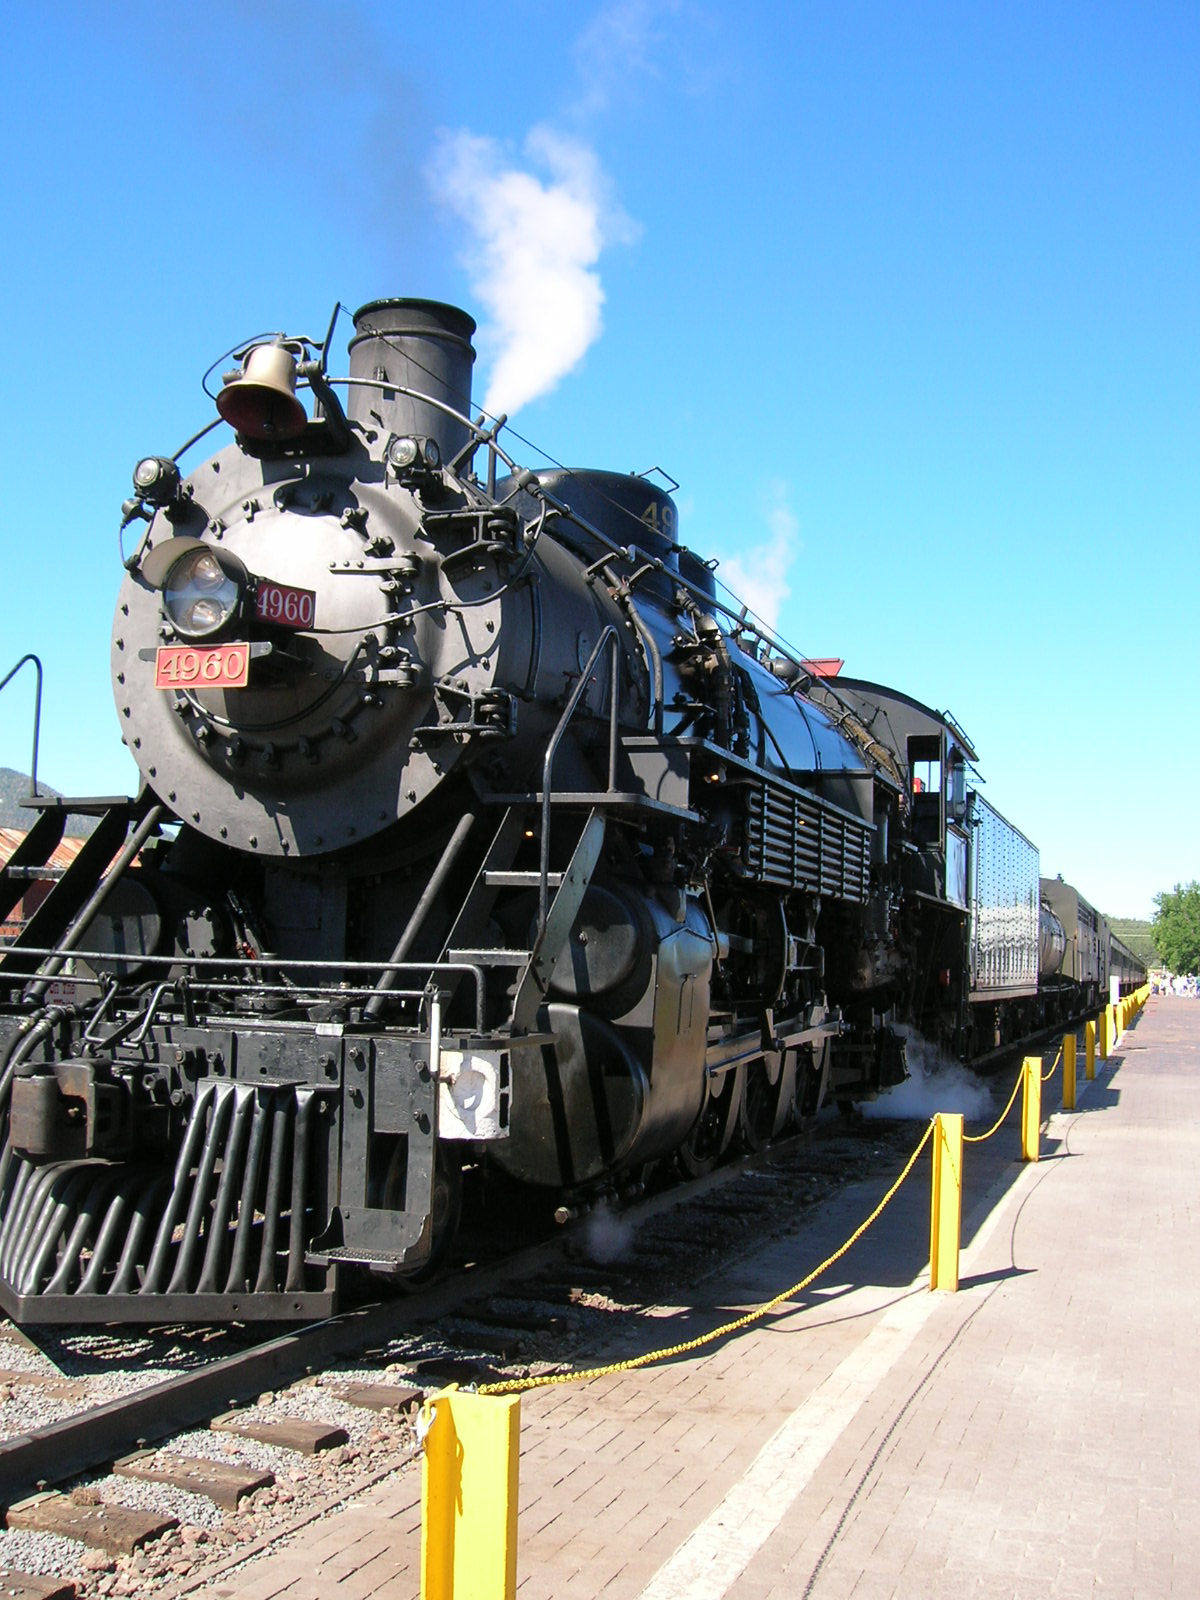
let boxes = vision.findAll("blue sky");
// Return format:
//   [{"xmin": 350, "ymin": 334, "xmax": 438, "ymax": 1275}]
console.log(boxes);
[{"xmin": 1, "ymin": 1, "xmax": 1195, "ymax": 918}]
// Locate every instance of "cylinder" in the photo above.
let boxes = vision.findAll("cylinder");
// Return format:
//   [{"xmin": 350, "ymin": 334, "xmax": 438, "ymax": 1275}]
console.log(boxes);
[
  {"xmin": 347, "ymin": 299, "xmax": 476, "ymax": 465},
  {"xmin": 1038, "ymin": 901, "xmax": 1067, "ymax": 978}
]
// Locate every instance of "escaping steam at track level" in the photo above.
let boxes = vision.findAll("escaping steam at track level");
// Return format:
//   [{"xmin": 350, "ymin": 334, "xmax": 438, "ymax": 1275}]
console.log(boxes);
[{"xmin": 859, "ymin": 1029, "xmax": 992, "ymax": 1122}]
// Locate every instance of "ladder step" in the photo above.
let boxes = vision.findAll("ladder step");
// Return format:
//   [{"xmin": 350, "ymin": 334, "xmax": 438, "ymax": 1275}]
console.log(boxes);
[
  {"xmin": 0, "ymin": 805, "xmax": 67, "ymax": 926},
  {"xmin": 19, "ymin": 794, "xmax": 134, "ymax": 817},
  {"xmin": 448, "ymin": 948, "xmax": 533, "ymax": 967},
  {"xmin": 4, "ymin": 800, "xmax": 144, "ymax": 960},
  {"xmin": 483, "ymin": 871, "xmax": 563, "ymax": 888}
]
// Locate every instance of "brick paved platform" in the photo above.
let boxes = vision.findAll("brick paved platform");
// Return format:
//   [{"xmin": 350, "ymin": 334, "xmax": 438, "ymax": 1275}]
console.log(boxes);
[{"xmin": 198, "ymin": 996, "xmax": 1197, "ymax": 1600}]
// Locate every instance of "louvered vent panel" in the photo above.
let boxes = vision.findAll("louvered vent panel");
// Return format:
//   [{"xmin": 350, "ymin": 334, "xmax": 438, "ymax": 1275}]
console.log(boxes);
[{"xmin": 745, "ymin": 783, "xmax": 871, "ymax": 903}]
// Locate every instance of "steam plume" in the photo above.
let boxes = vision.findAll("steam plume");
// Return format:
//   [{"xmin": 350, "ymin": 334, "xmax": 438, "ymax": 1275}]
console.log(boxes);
[
  {"xmin": 716, "ymin": 481, "xmax": 802, "ymax": 634},
  {"xmin": 431, "ymin": 124, "xmax": 636, "ymax": 416},
  {"xmin": 571, "ymin": 0, "xmax": 682, "ymax": 117}
]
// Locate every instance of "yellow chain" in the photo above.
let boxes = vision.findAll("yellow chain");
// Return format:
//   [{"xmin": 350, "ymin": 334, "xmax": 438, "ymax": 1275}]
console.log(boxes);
[
  {"xmin": 1041, "ymin": 1046, "xmax": 1062, "ymax": 1084},
  {"xmin": 963, "ymin": 1060, "xmax": 1023, "ymax": 1144},
  {"xmin": 477, "ymin": 1119, "xmax": 936, "ymax": 1398},
  {"xmin": 963, "ymin": 1043, "xmax": 1063, "ymax": 1145}
]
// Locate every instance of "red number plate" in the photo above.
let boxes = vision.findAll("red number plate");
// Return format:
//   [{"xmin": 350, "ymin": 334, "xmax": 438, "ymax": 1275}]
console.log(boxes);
[
  {"xmin": 255, "ymin": 579, "xmax": 316, "ymax": 629},
  {"xmin": 154, "ymin": 643, "xmax": 250, "ymax": 690}
]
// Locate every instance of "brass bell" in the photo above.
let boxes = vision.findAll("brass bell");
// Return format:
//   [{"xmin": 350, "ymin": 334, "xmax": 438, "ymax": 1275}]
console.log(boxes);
[{"xmin": 216, "ymin": 343, "xmax": 308, "ymax": 440}]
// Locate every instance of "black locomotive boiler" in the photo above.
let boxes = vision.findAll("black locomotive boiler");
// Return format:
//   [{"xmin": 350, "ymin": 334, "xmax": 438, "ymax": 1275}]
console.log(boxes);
[{"xmin": 0, "ymin": 299, "xmax": 1139, "ymax": 1324}]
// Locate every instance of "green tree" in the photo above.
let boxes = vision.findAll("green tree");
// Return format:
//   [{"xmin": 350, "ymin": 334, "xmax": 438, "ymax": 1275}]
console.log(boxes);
[{"xmin": 1152, "ymin": 882, "xmax": 1200, "ymax": 973}]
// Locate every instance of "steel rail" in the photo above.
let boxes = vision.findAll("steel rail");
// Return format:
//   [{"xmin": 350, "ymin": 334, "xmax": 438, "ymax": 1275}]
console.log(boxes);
[
  {"xmin": 0, "ymin": 1118, "xmax": 832, "ymax": 1509},
  {"xmin": 969, "ymin": 1008, "xmax": 1099, "ymax": 1074}
]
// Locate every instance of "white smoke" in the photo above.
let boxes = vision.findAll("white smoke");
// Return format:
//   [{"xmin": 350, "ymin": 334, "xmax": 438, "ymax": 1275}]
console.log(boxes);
[
  {"xmin": 583, "ymin": 1201, "xmax": 634, "ymax": 1263},
  {"xmin": 716, "ymin": 480, "xmax": 801, "ymax": 634},
  {"xmin": 430, "ymin": 124, "xmax": 637, "ymax": 416},
  {"xmin": 570, "ymin": 0, "xmax": 682, "ymax": 117},
  {"xmin": 860, "ymin": 1027, "xmax": 993, "ymax": 1122}
]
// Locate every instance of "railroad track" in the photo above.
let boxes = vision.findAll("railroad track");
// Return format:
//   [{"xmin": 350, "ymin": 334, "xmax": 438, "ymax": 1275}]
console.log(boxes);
[{"xmin": 0, "ymin": 1050, "xmax": 1036, "ymax": 1598}]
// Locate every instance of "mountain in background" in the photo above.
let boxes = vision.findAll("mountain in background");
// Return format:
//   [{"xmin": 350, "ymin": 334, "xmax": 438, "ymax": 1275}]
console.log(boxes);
[
  {"xmin": 1109, "ymin": 918, "xmax": 1159, "ymax": 967},
  {"xmin": 0, "ymin": 768, "xmax": 97, "ymax": 836}
]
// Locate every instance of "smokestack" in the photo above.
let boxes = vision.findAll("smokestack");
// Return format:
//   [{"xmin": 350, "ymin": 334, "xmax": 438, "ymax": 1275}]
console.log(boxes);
[{"xmin": 347, "ymin": 299, "xmax": 477, "ymax": 465}]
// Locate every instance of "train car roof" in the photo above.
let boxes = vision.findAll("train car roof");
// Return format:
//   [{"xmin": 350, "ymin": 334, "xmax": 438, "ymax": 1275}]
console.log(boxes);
[
  {"xmin": 1040, "ymin": 874, "xmax": 1099, "ymax": 919},
  {"xmin": 824, "ymin": 677, "xmax": 979, "ymax": 763}
]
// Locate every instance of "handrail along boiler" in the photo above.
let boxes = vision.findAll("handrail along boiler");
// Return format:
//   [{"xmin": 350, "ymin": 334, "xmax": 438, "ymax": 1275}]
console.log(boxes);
[{"xmin": 0, "ymin": 299, "xmax": 1145, "ymax": 1324}]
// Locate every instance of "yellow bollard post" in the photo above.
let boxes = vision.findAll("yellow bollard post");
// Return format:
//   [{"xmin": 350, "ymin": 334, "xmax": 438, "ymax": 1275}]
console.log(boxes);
[
  {"xmin": 1099, "ymin": 1009, "xmax": 1109, "ymax": 1061},
  {"xmin": 422, "ymin": 1387, "xmax": 521, "ymax": 1600},
  {"xmin": 1063, "ymin": 1033, "xmax": 1076, "ymax": 1111},
  {"xmin": 929, "ymin": 1112, "xmax": 964, "ymax": 1292},
  {"xmin": 1021, "ymin": 1056, "xmax": 1042, "ymax": 1162},
  {"xmin": 1085, "ymin": 1019, "xmax": 1096, "ymax": 1081}
]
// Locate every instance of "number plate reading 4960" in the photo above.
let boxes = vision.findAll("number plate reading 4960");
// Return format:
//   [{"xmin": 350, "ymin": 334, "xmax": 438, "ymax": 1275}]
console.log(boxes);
[
  {"xmin": 155, "ymin": 643, "xmax": 250, "ymax": 690},
  {"xmin": 256, "ymin": 579, "xmax": 316, "ymax": 629}
]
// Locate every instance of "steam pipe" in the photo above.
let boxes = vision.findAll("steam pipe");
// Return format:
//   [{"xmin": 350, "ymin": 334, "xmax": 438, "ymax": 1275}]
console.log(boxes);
[{"xmin": 364, "ymin": 809, "xmax": 478, "ymax": 1020}]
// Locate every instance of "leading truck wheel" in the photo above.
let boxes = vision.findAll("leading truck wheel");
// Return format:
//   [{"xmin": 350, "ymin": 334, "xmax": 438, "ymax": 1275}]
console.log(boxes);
[
  {"xmin": 426, "ymin": 1144, "xmax": 464, "ymax": 1270},
  {"xmin": 677, "ymin": 1071, "xmax": 739, "ymax": 1177}
]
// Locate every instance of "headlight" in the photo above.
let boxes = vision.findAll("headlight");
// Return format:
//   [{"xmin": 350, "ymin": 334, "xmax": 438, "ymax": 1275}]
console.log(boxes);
[{"xmin": 163, "ymin": 547, "xmax": 243, "ymax": 639}]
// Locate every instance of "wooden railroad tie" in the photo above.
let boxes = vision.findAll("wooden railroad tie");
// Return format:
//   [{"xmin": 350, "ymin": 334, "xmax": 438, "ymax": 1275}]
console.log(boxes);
[
  {"xmin": 0, "ymin": 1572, "xmax": 77, "ymax": 1600},
  {"xmin": 210, "ymin": 1414, "xmax": 349, "ymax": 1455},
  {"xmin": 4, "ymin": 1492, "xmax": 177, "ymax": 1557},
  {"xmin": 113, "ymin": 1450, "xmax": 274, "ymax": 1510},
  {"xmin": 332, "ymin": 1382, "xmax": 423, "ymax": 1414}
]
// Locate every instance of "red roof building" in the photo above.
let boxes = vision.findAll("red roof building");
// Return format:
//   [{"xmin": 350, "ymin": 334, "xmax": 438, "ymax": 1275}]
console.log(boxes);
[{"xmin": 0, "ymin": 829, "xmax": 90, "ymax": 943}]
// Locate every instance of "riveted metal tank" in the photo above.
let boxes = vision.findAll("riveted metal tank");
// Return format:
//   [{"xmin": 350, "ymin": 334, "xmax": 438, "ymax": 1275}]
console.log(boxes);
[
  {"xmin": 1039, "ymin": 900, "xmax": 1067, "ymax": 978},
  {"xmin": 496, "ymin": 468, "xmax": 684, "ymax": 600}
]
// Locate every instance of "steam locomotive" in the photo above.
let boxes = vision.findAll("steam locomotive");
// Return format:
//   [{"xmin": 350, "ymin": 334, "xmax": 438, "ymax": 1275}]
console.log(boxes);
[{"xmin": 0, "ymin": 299, "xmax": 1143, "ymax": 1324}]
